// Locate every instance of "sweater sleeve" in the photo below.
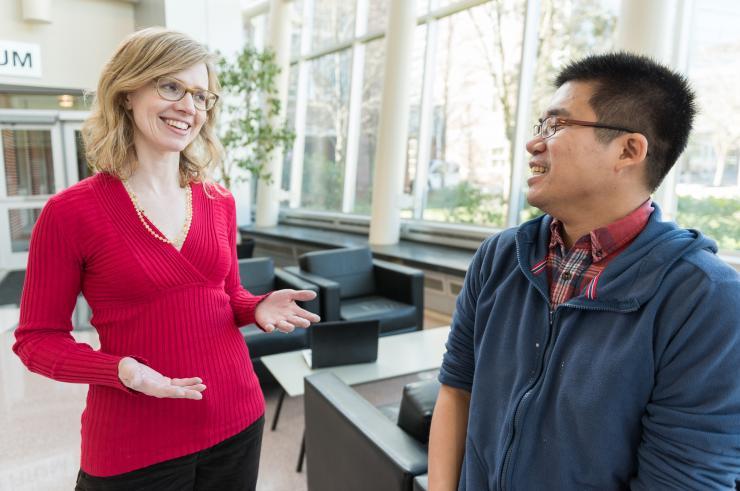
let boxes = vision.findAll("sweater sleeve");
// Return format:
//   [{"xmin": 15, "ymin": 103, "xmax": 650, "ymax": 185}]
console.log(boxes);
[
  {"xmin": 223, "ymin": 193, "xmax": 269, "ymax": 328},
  {"xmin": 631, "ymin": 273, "xmax": 740, "ymax": 489},
  {"xmin": 438, "ymin": 236, "xmax": 492, "ymax": 392},
  {"xmin": 12, "ymin": 199, "xmax": 130, "ymax": 392}
]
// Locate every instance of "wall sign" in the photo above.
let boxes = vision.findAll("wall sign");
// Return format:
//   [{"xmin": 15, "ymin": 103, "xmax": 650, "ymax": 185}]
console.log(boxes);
[{"xmin": 0, "ymin": 40, "xmax": 42, "ymax": 78}]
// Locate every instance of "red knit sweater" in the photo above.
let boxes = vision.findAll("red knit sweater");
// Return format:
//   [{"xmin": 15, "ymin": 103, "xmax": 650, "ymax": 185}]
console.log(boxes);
[{"xmin": 12, "ymin": 172, "xmax": 267, "ymax": 477}]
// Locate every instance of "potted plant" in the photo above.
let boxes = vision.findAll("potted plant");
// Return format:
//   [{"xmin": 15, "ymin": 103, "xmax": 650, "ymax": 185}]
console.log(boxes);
[{"xmin": 217, "ymin": 45, "xmax": 294, "ymax": 258}]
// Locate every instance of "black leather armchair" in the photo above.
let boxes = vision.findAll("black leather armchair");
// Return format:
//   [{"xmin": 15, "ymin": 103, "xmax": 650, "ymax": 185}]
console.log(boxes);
[
  {"xmin": 237, "ymin": 257, "xmax": 320, "ymax": 360},
  {"xmin": 304, "ymin": 372, "xmax": 439, "ymax": 491},
  {"xmin": 285, "ymin": 247, "xmax": 424, "ymax": 335}
]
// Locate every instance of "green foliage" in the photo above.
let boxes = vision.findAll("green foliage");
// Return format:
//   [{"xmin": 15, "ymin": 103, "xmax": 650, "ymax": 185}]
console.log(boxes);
[
  {"xmin": 300, "ymin": 152, "xmax": 344, "ymax": 211},
  {"xmin": 677, "ymin": 196, "xmax": 740, "ymax": 250},
  {"xmin": 217, "ymin": 46, "xmax": 294, "ymax": 189},
  {"xmin": 519, "ymin": 203, "xmax": 544, "ymax": 222},
  {"xmin": 426, "ymin": 182, "xmax": 505, "ymax": 226}
]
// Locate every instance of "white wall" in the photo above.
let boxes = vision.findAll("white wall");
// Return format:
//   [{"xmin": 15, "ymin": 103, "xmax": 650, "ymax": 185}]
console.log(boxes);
[{"xmin": 0, "ymin": 0, "xmax": 136, "ymax": 91}]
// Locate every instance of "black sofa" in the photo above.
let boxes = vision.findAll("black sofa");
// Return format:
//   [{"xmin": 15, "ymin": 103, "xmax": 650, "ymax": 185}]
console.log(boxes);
[
  {"xmin": 286, "ymin": 246, "xmax": 424, "ymax": 335},
  {"xmin": 304, "ymin": 371, "xmax": 440, "ymax": 491}
]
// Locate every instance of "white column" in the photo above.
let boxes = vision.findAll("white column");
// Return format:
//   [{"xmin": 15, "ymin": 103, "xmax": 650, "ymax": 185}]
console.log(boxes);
[
  {"xmin": 616, "ymin": 0, "xmax": 676, "ymax": 63},
  {"xmin": 368, "ymin": 0, "xmax": 417, "ymax": 245},
  {"xmin": 616, "ymin": 0, "xmax": 688, "ymax": 218},
  {"xmin": 256, "ymin": 0, "xmax": 292, "ymax": 227}
]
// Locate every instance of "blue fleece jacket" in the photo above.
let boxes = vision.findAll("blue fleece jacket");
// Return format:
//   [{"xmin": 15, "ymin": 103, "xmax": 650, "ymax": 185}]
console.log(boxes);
[{"xmin": 439, "ymin": 205, "xmax": 740, "ymax": 490}]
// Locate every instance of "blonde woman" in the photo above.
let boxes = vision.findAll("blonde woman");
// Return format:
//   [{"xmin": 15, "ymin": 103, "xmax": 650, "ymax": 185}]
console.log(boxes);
[{"xmin": 12, "ymin": 28, "xmax": 319, "ymax": 490}]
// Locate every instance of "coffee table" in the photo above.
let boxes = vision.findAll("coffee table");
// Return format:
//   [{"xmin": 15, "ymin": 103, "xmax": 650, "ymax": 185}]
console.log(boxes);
[{"xmin": 260, "ymin": 326, "xmax": 451, "ymax": 471}]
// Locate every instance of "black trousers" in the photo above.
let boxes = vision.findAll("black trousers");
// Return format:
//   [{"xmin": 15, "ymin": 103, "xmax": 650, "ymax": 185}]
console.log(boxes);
[{"xmin": 75, "ymin": 416, "xmax": 264, "ymax": 491}]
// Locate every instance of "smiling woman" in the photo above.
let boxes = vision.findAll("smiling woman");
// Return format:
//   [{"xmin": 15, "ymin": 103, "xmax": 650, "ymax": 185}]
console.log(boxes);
[{"xmin": 11, "ymin": 28, "xmax": 320, "ymax": 491}]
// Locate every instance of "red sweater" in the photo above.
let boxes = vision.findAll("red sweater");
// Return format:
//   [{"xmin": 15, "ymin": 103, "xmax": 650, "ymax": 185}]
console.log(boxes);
[{"xmin": 13, "ymin": 172, "xmax": 267, "ymax": 477}]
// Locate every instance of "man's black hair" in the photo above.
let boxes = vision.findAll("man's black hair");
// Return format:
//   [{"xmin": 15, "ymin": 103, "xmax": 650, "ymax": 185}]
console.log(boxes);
[{"xmin": 555, "ymin": 52, "xmax": 696, "ymax": 191}]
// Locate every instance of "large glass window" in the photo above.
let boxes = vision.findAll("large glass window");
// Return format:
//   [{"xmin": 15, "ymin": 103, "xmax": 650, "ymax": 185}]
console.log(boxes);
[
  {"xmin": 421, "ymin": 1, "xmax": 525, "ymax": 227},
  {"xmin": 676, "ymin": 1, "xmax": 740, "ymax": 251},
  {"xmin": 301, "ymin": 51, "xmax": 352, "ymax": 211},
  {"xmin": 281, "ymin": 65, "xmax": 300, "ymax": 198},
  {"xmin": 311, "ymin": 1, "xmax": 356, "ymax": 52},
  {"xmin": 365, "ymin": 0, "xmax": 390, "ymax": 35},
  {"xmin": 244, "ymin": 0, "xmax": 739, "ymax": 258},
  {"xmin": 401, "ymin": 24, "xmax": 428, "ymax": 219},
  {"xmin": 354, "ymin": 38, "xmax": 385, "ymax": 214}
]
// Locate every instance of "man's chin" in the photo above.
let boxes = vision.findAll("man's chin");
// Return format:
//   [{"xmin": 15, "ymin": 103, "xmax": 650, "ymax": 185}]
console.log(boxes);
[{"xmin": 525, "ymin": 193, "xmax": 550, "ymax": 215}]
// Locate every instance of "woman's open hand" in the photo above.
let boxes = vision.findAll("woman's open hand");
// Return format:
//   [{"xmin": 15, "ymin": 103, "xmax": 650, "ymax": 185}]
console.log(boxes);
[
  {"xmin": 118, "ymin": 357, "xmax": 206, "ymax": 399},
  {"xmin": 255, "ymin": 289, "xmax": 321, "ymax": 333}
]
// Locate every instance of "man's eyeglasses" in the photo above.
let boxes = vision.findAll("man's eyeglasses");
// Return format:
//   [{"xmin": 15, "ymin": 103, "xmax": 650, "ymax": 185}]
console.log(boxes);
[
  {"xmin": 533, "ymin": 116, "xmax": 640, "ymax": 140},
  {"xmin": 155, "ymin": 76, "xmax": 219, "ymax": 111}
]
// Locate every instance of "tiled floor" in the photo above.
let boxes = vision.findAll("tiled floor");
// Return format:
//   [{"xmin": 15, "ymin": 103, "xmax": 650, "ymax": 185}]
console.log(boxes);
[{"xmin": 1, "ymin": 309, "xmax": 450, "ymax": 490}]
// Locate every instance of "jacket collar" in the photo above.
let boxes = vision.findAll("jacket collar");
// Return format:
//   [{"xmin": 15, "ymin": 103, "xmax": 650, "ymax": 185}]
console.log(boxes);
[{"xmin": 515, "ymin": 204, "xmax": 717, "ymax": 312}]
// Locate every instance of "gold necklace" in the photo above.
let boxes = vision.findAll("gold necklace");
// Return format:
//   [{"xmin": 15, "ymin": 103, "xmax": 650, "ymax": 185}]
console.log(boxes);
[{"xmin": 122, "ymin": 180, "xmax": 193, "ymax": 249}]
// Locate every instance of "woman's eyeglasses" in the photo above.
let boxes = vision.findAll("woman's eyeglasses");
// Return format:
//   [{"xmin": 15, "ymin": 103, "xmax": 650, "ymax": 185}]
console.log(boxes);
[{"xmin": 155, "ymin": 76, "xmax": 219, "ymax": 111}]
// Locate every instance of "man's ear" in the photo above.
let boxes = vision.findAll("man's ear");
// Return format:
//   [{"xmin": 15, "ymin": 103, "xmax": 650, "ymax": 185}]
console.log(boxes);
[{"xmin": 615, "ymin": 133, "xmax": 649, "ymax": 172}]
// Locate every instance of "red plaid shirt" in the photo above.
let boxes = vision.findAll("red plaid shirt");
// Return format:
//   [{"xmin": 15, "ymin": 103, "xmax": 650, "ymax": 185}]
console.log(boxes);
[{"xmin": 541, "ymin": 200, "xmax": 654, "ymax": 309}]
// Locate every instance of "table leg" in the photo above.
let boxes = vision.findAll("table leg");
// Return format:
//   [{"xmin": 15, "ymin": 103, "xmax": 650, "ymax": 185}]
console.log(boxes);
[
  {"xmin": 296, "ymin": 433, "xmax": 305, "ymax": 472},
  {"xmin": 271, "ymin": 388, "xmax": 285, "ymax": 431}
]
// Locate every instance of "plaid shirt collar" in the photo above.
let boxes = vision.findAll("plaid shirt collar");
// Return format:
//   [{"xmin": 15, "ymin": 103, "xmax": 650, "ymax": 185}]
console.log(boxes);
[{"xmin": 549, "ymin": 199, "xmax": 654, "ymax": 263}]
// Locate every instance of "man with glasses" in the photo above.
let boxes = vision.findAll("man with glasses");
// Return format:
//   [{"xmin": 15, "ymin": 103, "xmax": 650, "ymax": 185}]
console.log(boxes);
[{"xmin": 429, "ymin": 52, "xmax": 740, "ymax": 490}]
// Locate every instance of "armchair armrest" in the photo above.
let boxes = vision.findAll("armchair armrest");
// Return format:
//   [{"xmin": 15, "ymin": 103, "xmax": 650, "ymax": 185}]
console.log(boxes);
[
  {"xmin": 305, "ymin": 372, "xmax": 428, "ymax": 491},
  {"xmin": 373, "ymin": 260, "xmax": 424, "ymax": 330},
  {"xmin": 284, "ymin": 266, "xmax": 341, "ymax": 321},
  {"xmin": 274, "ymin": 268, "xmax": 320, "ymax": 315}
]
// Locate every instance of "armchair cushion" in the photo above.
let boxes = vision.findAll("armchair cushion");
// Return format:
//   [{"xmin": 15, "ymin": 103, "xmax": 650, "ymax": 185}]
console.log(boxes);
[
  {"xmin": 341, "ymin": 296, "xmax": 417, "ymax": 334},
  {"xmin": 238, "ymin": 257, "xmax": 276, "ymax": 295},
  {"xmin": 397, "ymin": 379, "xmax": 441, "ymax": 444},
  {"xmin": 299, "ymin": 246, "xmax": 376, "ymax": 299}
]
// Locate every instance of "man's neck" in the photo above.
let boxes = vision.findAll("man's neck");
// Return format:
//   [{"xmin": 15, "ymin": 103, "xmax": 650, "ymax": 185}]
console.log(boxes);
[{"xmin": 557, "ymin": 197, "xmax": 650, "ymax": 249}]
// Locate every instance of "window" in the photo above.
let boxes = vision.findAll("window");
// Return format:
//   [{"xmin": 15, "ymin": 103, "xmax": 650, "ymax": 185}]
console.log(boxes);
[
  {"xmin": 243, "ymin": 0, "xmax": 739, "ymax": 259},
  {"xmin": 311, "ymin": 0, "xmax": 356, "ymax": 52},
  {"xmin": 354, "ymin": 38, "xmax": 384, "ymax": 214},
  {"xmin": 401, "ymin": 24, "xmax": 428, "ymax": 219},
  {"xmin": 300, "ymin": 51, "xmax": 352, "ymax": 211},
  {"xmin": 676, "ymin": 0, "xmax": 740, "ymax": 251},
  {"xmin": 421, "ymin": 1, "xmax": 525, "ymax": 227}
]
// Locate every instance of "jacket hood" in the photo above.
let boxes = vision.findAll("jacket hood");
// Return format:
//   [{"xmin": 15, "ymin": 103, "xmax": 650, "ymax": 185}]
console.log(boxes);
[{"xmin": 515, "ymin": 204, "xmax": 718, "ymax": 311}]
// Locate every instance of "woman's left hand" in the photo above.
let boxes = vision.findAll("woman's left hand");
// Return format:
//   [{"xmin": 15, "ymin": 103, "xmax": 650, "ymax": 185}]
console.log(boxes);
[{"xmin": 255, "ymin": 289, "xmax": 321, "ymax": 333}]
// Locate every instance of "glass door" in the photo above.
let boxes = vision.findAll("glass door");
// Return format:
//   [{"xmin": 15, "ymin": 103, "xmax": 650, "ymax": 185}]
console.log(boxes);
[
  {"xmin": 0, "ymin": 122, "xmax": 65, "ymax": 270},
  {"xmin": 62, "ymin": 121, "xmax": 91, "ymax": 182}
]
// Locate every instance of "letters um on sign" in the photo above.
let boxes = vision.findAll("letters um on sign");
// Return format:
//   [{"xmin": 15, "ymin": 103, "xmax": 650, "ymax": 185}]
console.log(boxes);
[{"xmin": 0, "ymin": 50, "xmax": 33, "ymax": 68}]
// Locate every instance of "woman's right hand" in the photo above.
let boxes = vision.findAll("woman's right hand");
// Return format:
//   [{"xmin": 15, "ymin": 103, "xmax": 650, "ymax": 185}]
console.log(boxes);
[{"xmin": 118, "ymin": 357, "xmax": 206, "ymax": 400}]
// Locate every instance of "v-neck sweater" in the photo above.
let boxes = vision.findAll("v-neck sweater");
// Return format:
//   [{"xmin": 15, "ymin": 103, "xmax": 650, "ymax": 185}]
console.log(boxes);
[{"xmin": 12, "ymin": 172, "xmax": 267, "ymax": 477}]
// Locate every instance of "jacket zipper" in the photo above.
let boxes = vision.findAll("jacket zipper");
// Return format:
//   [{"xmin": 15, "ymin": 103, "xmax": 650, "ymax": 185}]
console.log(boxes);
[
  {"xmin": 498, "ymin": 300, "xmax": 630, "ymax": 490},
  {"xmin": 500, "ymin": 236, "xmax": 639, "ymax": 489},
  {"xmin": 499, "ymin": 307, "xmax": 557, "ymax": 491}
]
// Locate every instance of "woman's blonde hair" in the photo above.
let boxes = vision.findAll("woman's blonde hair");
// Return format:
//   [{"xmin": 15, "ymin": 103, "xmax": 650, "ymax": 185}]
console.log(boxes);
[{"xmin": 82, "ymin": 27, "xmax": 223, "ymax": 186}]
